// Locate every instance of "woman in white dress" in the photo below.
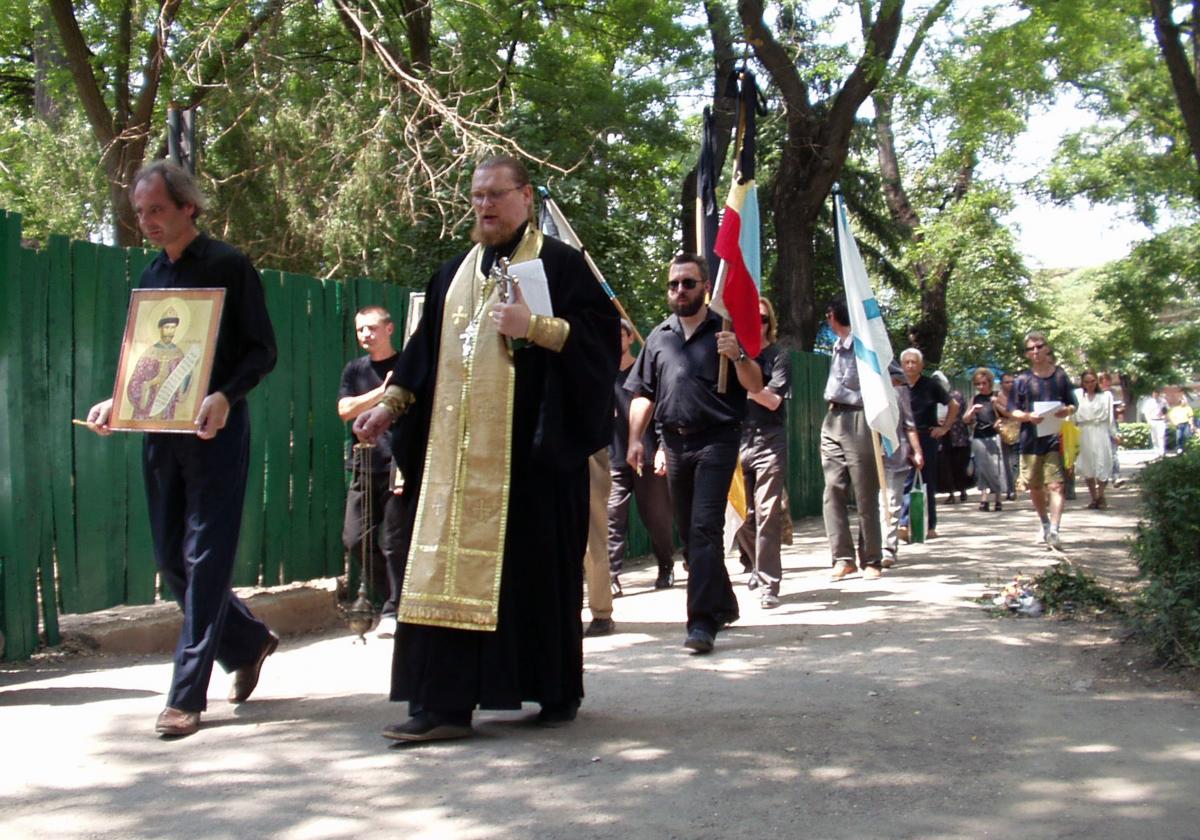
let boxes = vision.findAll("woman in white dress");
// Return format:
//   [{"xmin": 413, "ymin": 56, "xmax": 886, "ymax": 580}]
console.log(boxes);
[{"xmin": 1074, "ymin": 369, "xmax": 1117, "ymax": 509}]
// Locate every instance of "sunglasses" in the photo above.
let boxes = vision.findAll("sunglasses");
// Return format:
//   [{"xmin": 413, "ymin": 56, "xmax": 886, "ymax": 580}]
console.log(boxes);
[
  {"xmin": 760, "ymin": 315, "xmax": 770, "ymax": 324},
  {"xmin": 667, "ymin": 278, "xmax": 699, "ymax": 291},
  {"xmin": 1026, "ymin": 342, "xmax": 1046, "ymax": 352}
]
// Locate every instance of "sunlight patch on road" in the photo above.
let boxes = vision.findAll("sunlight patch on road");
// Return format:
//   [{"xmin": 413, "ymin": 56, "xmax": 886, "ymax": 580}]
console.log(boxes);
[
  {"xmin": 1150, "ymin": 742, "xmax": 1200, "ymax": 762},
  {"xmin": 1064, "ymin": 743, "xmax": 1120, "ymax": 754},
  {"xmin": 1084, "ymin": 777, "xmax": 1161, "ymax": 803},
  {"xmin": 613, "ymin": 746, "xmax": 670, "ymax": 761},
  {"xmin": 809, "ymin": 765, "xmax": 855, "ymax": 781}
]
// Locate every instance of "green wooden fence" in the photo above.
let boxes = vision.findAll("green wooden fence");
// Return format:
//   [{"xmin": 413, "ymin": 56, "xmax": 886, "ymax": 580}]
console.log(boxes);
[
  {"xmin": 0, "ymin": 210, "xmax": 831, "ymax": 660},
  {"xmin": 0, "ymin": 211, "xmax": 417, "ymax": 659}
]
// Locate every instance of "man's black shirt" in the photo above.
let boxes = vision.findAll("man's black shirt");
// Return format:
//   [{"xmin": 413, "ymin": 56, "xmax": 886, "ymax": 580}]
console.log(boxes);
[
  {"xmin": 139, "ymin": 232, "xmax": 276, "ymax": 405},
  {"xmin": 906, "ymin": 375, "xmax": 950, "ymax": 430},
  {"xmin": 625, "ymin": 308, "xmax": 749, "ymax": 433},
  {"xmin": 340, "ymin": 354, "xmax": 399, "ymax": 471}
]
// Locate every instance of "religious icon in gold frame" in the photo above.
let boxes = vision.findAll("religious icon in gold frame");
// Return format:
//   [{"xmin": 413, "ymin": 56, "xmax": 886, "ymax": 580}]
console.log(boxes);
[{"xmin": 108, "ymin": 288, "xmax": 225, "ymax": 432}]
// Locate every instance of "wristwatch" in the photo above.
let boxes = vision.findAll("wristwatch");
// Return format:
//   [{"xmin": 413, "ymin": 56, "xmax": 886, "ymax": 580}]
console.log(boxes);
[{"xmin": 736, "ymin": 348, "xmax": 748, "ymax": 363}]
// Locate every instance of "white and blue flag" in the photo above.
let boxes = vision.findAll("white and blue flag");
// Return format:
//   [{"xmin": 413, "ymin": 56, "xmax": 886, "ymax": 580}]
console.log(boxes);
[{"xmin": 834, "ymin": 193, "xmax": 900, "ymax": 455}]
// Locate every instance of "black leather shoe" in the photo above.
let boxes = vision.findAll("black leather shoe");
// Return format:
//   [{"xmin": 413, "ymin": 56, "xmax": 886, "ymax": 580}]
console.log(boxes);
[
  {"xmin": 684, "ymin": 628, "xmax": 715, "ymax": 653},
  {"xmin": 537, "ymin": 700, "xmax": 580, "ymax": 727},
  {"xmin": 654, "ymin": 570, "xmax": 674, "ymax": 589},
  {"xmin": 383, "ymin": 712, "xmax": 473, "ymax": 743},
  {"xmin": 228, "ymin": 630, "xmax": 279, "ymax": 703},
  {"xmin": 584, "ymin": 618, "xmax": 615, "ymax": 637}
]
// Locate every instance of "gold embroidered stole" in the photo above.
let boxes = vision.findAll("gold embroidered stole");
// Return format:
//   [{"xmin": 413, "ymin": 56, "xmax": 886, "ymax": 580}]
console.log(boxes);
[{"xmin": 398, "ymin": 227, "xmax": 544, "ymax": 631}]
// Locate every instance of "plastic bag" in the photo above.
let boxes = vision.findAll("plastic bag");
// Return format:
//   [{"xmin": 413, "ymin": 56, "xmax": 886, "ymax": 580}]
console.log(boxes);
[
  {"xmin": 909, "ymin": 469, "xmax": 926, "ymax": 544},
  {"xmin": 1061, "ymin": 419, "xmax": 1080, "ymax": 470}
]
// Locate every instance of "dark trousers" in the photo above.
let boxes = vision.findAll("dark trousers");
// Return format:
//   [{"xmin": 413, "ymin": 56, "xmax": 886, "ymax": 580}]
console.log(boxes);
[
  {"xmin": 607, "ymin": 461, "xmax": 675, "ymax": 574},
  {"xmin": 901, "ymin": 429, "xmax": 940, "ymax": 531},
  {"xmin": 143, "ymin": 400, "xmax": 271, "ymax": 713},
  {"xmin": 735, "ymin": 427, "xmax": 787, "ymax": 595},
  {"xmin": 663, "ymin": 426, "xmax": 740, "ymax": 636},
  {"xmin": 342, "ymin": 469, "xmax": 405, "ymax": 616}
]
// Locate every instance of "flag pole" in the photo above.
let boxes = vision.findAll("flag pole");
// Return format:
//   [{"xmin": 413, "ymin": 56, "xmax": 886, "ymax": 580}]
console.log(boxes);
[
  {"xmin": 873, "ymin": 430, "xmax": 890, "ymax": 529},
  {"xmin": 537, "ymin": 188, "xmax": 644, "ymax": 345},
  {"xmin": 715, "ymin": 72, "xmax": 750, "ymax": 395}
]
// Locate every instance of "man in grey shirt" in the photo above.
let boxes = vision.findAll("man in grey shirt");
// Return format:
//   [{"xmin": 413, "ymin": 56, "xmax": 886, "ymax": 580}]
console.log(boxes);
[{"xmin": 821, "ymin": 295, "xmax": 884, "ymax": 580}]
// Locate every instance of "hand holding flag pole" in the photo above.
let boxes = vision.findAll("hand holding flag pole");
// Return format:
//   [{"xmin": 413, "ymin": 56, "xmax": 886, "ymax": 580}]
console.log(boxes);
[{"xmin": 710, "ymin": 69, "xmax": 764, "ymax": 393}]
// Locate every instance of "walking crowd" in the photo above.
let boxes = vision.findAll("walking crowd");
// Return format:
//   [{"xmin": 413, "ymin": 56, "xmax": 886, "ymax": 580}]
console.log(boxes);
[{"xmin": 81, "ymin": 156, "xmax": 1190, "ymax": 745}]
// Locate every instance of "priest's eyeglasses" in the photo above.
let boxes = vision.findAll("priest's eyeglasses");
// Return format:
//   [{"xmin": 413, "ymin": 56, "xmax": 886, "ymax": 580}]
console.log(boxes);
[
  {"xmin": 471, "ymin": 186, "xmax": 522, "ymax": 205},
  {"xmin": 667, "ymin": 278, "xmax": 699, "ymax": 291}
]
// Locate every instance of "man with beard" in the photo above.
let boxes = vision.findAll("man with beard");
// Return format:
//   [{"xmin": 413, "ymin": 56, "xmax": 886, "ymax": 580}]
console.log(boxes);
[
  {"xmin": 624, "ymin": 254, "xmax": 763, "ymax": 654},
  {"xmin": 354, "ymin": 156, "xmax": 618, "ymax": 742}
]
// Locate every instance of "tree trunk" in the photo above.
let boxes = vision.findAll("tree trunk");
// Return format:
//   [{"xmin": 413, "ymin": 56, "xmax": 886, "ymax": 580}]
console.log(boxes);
[
  {"xmin": 771, "ymin": 182, "xmax": 819, "ymax": 348},
  {"xmin": 1151, "ymin": 0, "xmax": 1200, "ymax": 181},
  {"xmin": 679, "ymin": 0, "xmax": 738, "ymax": 253},
  {"xmin": 739, "ymin": 0, "xmax": 903, "ymax": 349}
]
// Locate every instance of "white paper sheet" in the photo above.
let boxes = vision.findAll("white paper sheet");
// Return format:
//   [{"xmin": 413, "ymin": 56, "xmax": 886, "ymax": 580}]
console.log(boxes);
[
  {"xmin": 1033, "ymin": 400, "xmax": 1064, "ymax": 437},
  {"xmin": 509, "ymin": 259, "xmax": 554, "ymax": 316}
]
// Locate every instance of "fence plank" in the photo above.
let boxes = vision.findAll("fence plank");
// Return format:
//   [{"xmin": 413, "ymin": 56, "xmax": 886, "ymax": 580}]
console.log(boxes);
[
  {"xmin": 43, "ymin": 235, "xmax": 79, "ymax": 622},
  {"xmin": 0, "ymin": 212, "xmax": 39, "ymax": 658},
  {"xmin": 235, "ymin": 385, "xmax": 269, "ymax": 587},
  {"xmin": 311, "ymin": 279, "xmax": 343, "ymax": 575},
  {"xmin": 69, "ymin": 240, "xmax": 128, "ymax": 612},
  {"xmin": 43, "ymin": 235, "xmax": 76, "ymax": 644},
  {"xmin": 261, "ymin": 270, "xmax": 292, "ymax": 586},
  {"xmin": 122, "ymin": 248, "xmax": 158, "ymax": 604},
  {"xmin": 286, "ymin": 274, "xmax": 315, "ymax": 582},
  {"xmin": 20, "ymin": 242, "xmax": 58, "ymax": 644}
]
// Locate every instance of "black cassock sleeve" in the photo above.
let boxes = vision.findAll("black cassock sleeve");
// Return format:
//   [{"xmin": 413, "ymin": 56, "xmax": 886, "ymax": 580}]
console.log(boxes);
[{"xmin": 521, "ymin": 237, "xmax": 620, "ymax": 470}]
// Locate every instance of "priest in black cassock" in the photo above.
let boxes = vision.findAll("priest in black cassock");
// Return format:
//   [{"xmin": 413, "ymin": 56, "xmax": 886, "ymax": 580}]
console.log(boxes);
[{"xmin": 354, "ymin": 156, "xmax": 619, "ymax": 743}]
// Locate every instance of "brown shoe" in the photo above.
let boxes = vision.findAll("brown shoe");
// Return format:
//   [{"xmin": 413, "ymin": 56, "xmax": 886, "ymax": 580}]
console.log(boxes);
[
  {"xmin": 926, "ymin": 529, "xmax": 939, "ymax": 539},
  {"xmin": 155, "ymin": 706, "xmax": 200, "ymax": 737},
  {"xmin": 898, "ymin": 525, "xmax": 910, "ymax": 544},
  {"xmin": 229, "ymin": 631, "xmax": 279, "ymax": 703},
  {"xmin": 862, "ymin": 566, "xmax": 882, "ymax": 580},
  {"xmin": 830, "ymin": 562, "xmax": 856, "ymax": 581}
]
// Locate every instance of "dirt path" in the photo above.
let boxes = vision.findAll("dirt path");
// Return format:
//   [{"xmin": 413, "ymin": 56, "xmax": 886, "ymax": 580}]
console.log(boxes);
[{"xmin": 2, "ymin": 467, "xmax": 1198, "ymax": 839}]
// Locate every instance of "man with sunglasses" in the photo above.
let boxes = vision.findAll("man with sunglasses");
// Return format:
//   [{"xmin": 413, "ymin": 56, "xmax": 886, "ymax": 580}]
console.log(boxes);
[
  {"xmin": 624, "ymin": 253, "xmax": 764, "ymax": 653},
  {"xmin": 1008, "ymin": 331, "xmax": 1076, "ymax": 550}
]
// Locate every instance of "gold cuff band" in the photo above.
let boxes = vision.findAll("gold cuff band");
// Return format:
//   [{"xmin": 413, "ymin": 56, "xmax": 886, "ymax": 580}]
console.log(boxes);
[
  {"xmin": 526, "ymin": 314, "xmax": 570, "ymax": 352},
  {"xmin": 380, "ymin": 385, "xmax": 415, "ymax": 417}
]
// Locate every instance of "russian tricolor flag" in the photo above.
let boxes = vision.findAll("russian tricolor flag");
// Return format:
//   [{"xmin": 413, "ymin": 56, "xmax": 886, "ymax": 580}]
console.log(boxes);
[{"xmin": 711, "ymin": 71, "xmax": 763, "ymax": 359}]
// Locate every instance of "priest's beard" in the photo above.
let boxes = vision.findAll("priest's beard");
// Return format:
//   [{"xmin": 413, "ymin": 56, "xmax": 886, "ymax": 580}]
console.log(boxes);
[
  {"xmin": 670, "ymin": 295, "xmax": 704, "ymax": 318},
  {"xmin": 471, "ymin": 220, "xmax": 522, "ymax": 248}
]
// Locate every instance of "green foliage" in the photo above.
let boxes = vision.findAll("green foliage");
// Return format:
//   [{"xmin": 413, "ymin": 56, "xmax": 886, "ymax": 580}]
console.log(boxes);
[
  {"xmin": 1118, "ymin": 422, "xmax": 1150, "ymax": 450},
  {"xmin": 1131, "ymin": 449, "xmax": 1200, "ymax": 667},
  {"xmin": 1087, "ymin": 224, "xmax": 1200, "ymax": 386},
  {"xmin": 1034, "ymin": 562, "xmax": 1122, "ymax": 618},
  {"xmin": 0, "ymin": 107, "xmax": 107, "ymax": 241},
  {"xmin": 1028, "ymin": 0, "xmax": 1200, "ymax": 218}
]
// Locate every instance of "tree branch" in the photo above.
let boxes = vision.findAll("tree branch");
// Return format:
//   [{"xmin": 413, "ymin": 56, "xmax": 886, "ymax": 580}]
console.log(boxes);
[
  {"xmin": 738, "ymin": 0, "xmax": 811, "ymax": 121},
  {"xmin": 1151, "ymin": 0, "xmax": 1200, "ymax": 177},
  {"xmin": 46, "ymin": 0, "xmax": 115, "ymax": 149}
]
